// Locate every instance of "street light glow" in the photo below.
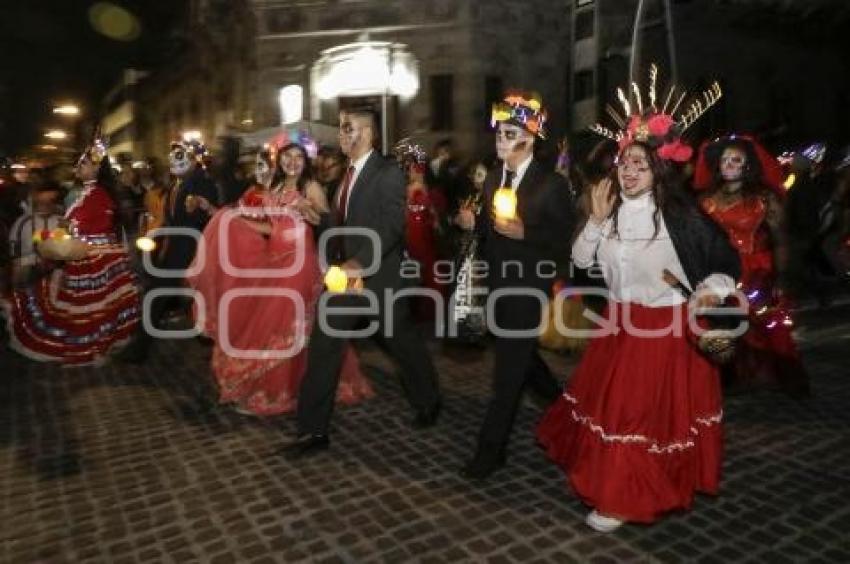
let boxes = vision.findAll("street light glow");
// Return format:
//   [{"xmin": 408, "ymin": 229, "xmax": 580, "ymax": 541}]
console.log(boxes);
[
  {"xmin": 182, "ymin": 130, "xmax": 202, "ymax": 142},
  {"xmin": 53, "ymin": 105, "xmax": 81, "ymax": 116},
  {"xmin": 44, "ymin": 130, "xmax": 68, "ymax": 140}
]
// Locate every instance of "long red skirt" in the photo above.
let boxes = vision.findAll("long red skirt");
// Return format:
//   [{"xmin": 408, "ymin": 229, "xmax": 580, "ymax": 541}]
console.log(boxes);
[{"xmin": 537, "ymin": 302, "xmax": 723, "ymax": 523}]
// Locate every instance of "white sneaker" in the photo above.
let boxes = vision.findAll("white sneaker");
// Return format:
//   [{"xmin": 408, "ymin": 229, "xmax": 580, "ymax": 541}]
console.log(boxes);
[{"xmin": 585, "ymin": 510, "xmax": 624, "ymax": 533}]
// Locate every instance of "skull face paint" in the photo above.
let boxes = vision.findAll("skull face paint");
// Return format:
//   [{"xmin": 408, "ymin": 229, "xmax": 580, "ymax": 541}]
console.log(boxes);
[
  {"xmin": 720, "ymin": 147, "xmax": 747, "ymax": 184},
  {"xmin": 169, "ymin": 144, "xmax": 193, "ymax": 176},
  {"xmin": 495, "ymin": 123, "xmax": 531, "ymax": 162},
  {"xmin": 337, "ymin": 113, "xmax": 369, "ymax": 158},
  {"xmin": 471, "ymin": 163, "xmax": 487, "ymax": 187},
  {"xmin": 255, "ymin": 153, "xmax": 273, "ymax": 185}
]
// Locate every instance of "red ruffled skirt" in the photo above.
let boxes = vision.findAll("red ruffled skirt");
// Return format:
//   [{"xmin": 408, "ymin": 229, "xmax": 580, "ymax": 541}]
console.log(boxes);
[
  {"xmin": 1, "ymin": 246, "xmax": 140, "ymax": 365},
  {"xmin": 537, "ymin": 302, "xmax": 723, "ymax": 523}
]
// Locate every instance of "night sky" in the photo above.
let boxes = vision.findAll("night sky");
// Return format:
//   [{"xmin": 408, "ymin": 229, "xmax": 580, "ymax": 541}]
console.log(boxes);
[{"xmin": 0, "ymin": 0, "xmax": 188, "ymax": 156}]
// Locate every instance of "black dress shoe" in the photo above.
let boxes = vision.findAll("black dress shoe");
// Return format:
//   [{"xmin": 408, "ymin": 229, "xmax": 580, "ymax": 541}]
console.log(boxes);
[
  {"xmin": 459, "ymin": 451, "xmax": 506, "ymax": 480},
  {"xmin": 279, "ymin": 434, "xmax": 329, "ymax": 459},
  {"xmin": 410, "ymin": 403, "xmax": 441, "ymax": 429}
]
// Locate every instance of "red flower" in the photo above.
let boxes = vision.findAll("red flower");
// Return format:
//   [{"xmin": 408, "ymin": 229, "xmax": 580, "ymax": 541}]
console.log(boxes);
[
  {"xmin": 657, "ymin": 141, "xmax": 693, "ymax": 163},
  {"xmin": 647, "ymin": 114, "xmax": 675, "ymax": 137},
  {"xmin": 40, "ymin": 229, "xmax": 51, "ymax": 241}
]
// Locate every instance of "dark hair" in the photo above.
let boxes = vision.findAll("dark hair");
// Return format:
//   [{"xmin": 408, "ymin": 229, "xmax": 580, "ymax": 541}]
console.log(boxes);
[
  {"xmin": 435, "ymin": 138, "xmax": 453, "ymax": 151},
  {"xmin": 276, "ymin": 143, "xmax": 312, "ymax": 193},
  {"xmin": 707, "ymin": 138, "xmax": 765, "ymax": 197},
  {"xmin": 609, "ymin": 141, "xmax": 684, "ymax": 241},
  {"xmin": 317, "ymin": 145, "xmax": 345, "ymax": 162}
]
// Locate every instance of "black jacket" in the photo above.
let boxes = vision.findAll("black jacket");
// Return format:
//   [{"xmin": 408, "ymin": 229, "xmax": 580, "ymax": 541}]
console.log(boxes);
[
  {"xmin": 664, "ymin": 195, "xmax": 742, "ymax": 290},
  {"xmin": 321, "ymin": 151, "xmax": 408, "ymax": 292},
  {"xmin": 478, "ymin": 160, "xmax": 576, "ymax": 292}
]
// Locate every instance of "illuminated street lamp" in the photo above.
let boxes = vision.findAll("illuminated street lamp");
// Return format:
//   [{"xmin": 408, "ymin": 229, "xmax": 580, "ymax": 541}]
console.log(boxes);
[
  {"xmin": 53, "ymin": 104, "xmax": 81, "ymax": 117},
  {"xmin": 182, "ymin": 130, "xmax": 202, "ymax": 142},
  {"xmin": 279, "ymin": 85, "xmax": 304, "ymax": 125},
  {"xmin": 44, "ymin": 130, "xmax": 68, "ymax": 140}
]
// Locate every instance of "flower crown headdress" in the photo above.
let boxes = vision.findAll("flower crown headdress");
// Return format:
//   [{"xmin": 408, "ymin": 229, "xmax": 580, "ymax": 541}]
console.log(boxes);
[
  {"xmin": 77, "ymin": 129, "xmax": 109, "ymax": 166},
  {"xmin": 590, "ymin": 64, "xmax": 722, "ymax": 162},
  {"xmin": 393, "ymin": 137, "xmax": 428, "ymax": 165},
  {"xmin": 491, "ymin": 91, "xmax": 548, "ymax": 139}
]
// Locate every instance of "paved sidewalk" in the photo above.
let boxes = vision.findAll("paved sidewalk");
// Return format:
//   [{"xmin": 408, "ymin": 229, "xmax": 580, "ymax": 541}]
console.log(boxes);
[{"xmin": 1, "ymin": 307, "xmax": 849, "ymax": 563}]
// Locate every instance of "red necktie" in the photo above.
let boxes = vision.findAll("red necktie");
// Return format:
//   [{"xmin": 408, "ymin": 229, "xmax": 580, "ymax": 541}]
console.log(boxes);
[{"xmin": 336, "ymin": 165, "xmax": 355, "ymax": 223}]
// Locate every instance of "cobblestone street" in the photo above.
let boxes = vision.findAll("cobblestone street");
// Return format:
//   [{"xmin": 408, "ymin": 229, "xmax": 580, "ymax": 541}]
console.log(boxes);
[{"xmin": 1, "ymin": 305, "xmax": 849, "ymax": 563}]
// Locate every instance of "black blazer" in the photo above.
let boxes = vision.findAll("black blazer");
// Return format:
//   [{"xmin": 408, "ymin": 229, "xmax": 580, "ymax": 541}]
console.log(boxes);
[
  {"xmin": 321, "ymin": 151, "xmax": 407, "ymax": 292},
  {"xmin": 478, "ymin": 160, "xmax": 576, "ymax": 292}
]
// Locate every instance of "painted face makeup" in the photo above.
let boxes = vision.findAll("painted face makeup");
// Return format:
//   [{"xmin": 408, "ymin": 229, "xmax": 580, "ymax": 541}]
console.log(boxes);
[
  {"xmin": 720, "ymin": 147, "xmax": 747, "ymax": 183},
  {"xmin": 471, "ymin": 164, "xmax": 487, "ymax": 186},
  {"xmin": 169, "ymin": 146, "xmax": 192, "ymax": 176},
  {"xmin": 338, "ymin": 115, "xmax": 367, "ymax": 157},
  {"xmin": 617, "ymin": 145, "xmax": 654, "ymax": 198},
  {"xmin": 495, "ymin": 124, "xmax": 531, "ymax": 161},
  {"xmin": 255, "ymin": 154, "xmax": 272, "ymax": 183}
]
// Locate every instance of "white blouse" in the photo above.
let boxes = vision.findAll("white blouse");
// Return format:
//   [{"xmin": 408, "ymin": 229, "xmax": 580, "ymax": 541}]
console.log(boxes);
[{"xmin": 572, "ymin": 191, "xmax": 735, "ymax": 307}]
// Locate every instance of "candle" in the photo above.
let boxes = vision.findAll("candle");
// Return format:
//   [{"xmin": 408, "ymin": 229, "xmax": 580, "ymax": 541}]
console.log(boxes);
[
  {"xmin": 324, "ymin": 265, "xmax": 348, "ymax": 293},
  {"xmin": 493, "ymin": 187, "xmax": 517, "ymax": 220},
  {"xmin": 136, "ymin": 236, "xmax": 157, "ymax": 252}
]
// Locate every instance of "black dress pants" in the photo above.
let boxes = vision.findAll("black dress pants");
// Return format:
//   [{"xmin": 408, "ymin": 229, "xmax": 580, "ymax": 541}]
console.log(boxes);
[{"xmin": 296, "ymin": 291, "xmax": 440, "ymax": 436}]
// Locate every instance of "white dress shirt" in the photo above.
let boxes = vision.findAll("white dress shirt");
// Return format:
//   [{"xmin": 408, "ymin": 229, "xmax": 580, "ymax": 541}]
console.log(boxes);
[
  {"xmin": 572, "ymin": 191, "xmax": 735, "ymax": 307},
  {"xmin": 339, "ymin": 149, "xmax": 374, "ymax": 218},
  {"xmin": 501, "ymin": 154, "xmax": 533, "ymax": 190}
]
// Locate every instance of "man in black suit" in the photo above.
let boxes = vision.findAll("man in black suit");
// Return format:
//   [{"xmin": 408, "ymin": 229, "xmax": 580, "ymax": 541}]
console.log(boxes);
[
  {"xmin": 456, "ymin": 92, "xmax": 576, "ymax": 479},
  {"xmin": 283, "ymin": 107, "xmax": 442, "ymax": 457}
]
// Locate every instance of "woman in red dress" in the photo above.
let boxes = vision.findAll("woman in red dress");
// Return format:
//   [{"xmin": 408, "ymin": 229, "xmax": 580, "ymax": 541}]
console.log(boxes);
[
  {"xmin": 1, "ymin": 143, "xmax": 140, "ymax": 365},
  {"xmin": 538, "ymin": 70, "xmax": 738, "ymax": 530},
  {"xmin": 396, "ymin": 140, "xmax": 443, "ymax": 319},
  {"xmin": 694, "ymin": 135, "xmax": 810, "ymax": 397},
  {"xmin": 537, "ymin": 139, "xmax": 740, "ymax": 532},
  {"xmin": 186, "ymin": 145, "xmax": 372, "ymax": 416}
]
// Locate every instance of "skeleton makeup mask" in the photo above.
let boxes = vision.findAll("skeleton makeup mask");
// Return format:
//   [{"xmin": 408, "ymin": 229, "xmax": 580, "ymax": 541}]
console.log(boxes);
[
  {"xmin": 255, "ymin": 153, "xmax": 273, "ymax": 184},
  {"xmin": 720, "ymin": 147, "xmax": 747, "ymax": 184},
  {"xmin": 169, "ymin": 143, "xmax": 193, "ymax": 176},
  {"xmin": 495, "ymin": 123, "xmax": 531, "ymax": 162}
]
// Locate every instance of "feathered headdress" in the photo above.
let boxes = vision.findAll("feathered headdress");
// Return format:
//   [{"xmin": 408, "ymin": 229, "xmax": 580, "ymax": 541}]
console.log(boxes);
[
  {"xmin": 491, "ymin": 91, "xmax": 548, "ymax": 139},
  {"xmin": 590, "ymin": 64, "xmax": 723, "ymax": 163}
]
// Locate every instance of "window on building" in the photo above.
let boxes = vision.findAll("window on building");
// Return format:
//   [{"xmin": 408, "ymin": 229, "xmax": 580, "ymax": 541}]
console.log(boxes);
[
  {"xmin": 575, "ymin": 10, "xmax": 594, "ymax": 40},
  {"xmin": 574, "ymin": 70, "xmax": 595, "ymax": 101},
  {"xmin": 430, "ymin": 74, "xmax": 454, "ymax": 131}
]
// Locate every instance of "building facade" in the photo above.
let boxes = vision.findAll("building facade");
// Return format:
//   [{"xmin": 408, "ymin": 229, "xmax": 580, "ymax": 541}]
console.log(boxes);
[{"xmin": 127, "ymin": 0, "xmax": 572, "ymax": 161}]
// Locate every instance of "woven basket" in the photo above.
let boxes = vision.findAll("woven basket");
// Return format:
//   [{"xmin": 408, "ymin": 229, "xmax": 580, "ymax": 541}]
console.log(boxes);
[{"xmin": 37, "ymin": 238, "xmax": 89, "ymax": 261}]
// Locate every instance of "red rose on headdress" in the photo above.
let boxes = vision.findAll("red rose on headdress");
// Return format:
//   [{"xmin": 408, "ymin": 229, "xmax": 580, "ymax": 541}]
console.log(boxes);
[
  {"xmin": 647, "ymin": 114, "xmax": 675, "ymax": 138},
  {"xmin": 657, "ymin": 141, "xmax": 693, "ymax": 163}
]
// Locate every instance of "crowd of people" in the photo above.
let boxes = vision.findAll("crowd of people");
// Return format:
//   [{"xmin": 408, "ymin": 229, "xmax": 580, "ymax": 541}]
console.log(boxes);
[{"xmin": 2, "ymin": 67, "xmax": 850, "ymax": 532}]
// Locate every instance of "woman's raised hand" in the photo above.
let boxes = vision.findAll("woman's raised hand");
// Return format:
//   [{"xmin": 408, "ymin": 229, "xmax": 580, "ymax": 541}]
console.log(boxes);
[{"xmin": 589, "ymin": 178, "xmax": 616, "ymax": 225}]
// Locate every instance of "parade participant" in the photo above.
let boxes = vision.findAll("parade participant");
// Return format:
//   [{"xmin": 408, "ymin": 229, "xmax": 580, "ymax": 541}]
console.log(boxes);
[
  {"xmin": 694, "ymin": 134, "xmax": 810, "ymax": 397},
  {"xmin": 456, "ymin": 91, "xmax": 575, "ymax": 480},
  {"xmin": 537, "ymin": 67, "xmax": 739, "ymax": 531},
  {"xmin": 1, "ymin": 136, "xmax": 140, "ymax": 365},
  {"xmin": 7, "ymin": 181, "xmax": 63, "ymax": 287},
  {"xmin": 394, "ymin": 138, "xmax": 442, "ymax": 319},
  {"xmin": 540, "ymin": 136, "xmax": 592, "ymax": 353},
  {"xmin": 119, "ymin": 139, "xmax": 218, "ymax": 363},
  {"xmin": 315, "ymin": 145, "xmax": 346, "ymax": 203},
  {"xmin": 186, "ymin": 146, "xmax": 372, "ymax": 416},
  {"xmin": 282, "ymin": 106, "xmax": 441, "ymax": 458}
]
